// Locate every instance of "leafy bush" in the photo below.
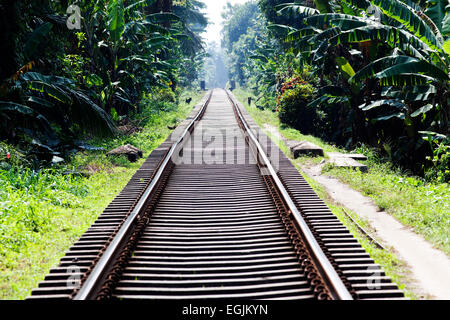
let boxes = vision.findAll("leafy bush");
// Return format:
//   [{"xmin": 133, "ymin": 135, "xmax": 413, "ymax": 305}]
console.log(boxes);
[
  {"xmin": 155, "ymin": 88, "xmax": 177, "ymax": 103},
  {"xmin": 424, "ymin": 135, "xmax": 450, "ymax": 183},
  {"xmin": 351, "ymin": 143, "xmax": 383, "ymax": 164},
  {"xmin": 277, "ymin": 79, "xmax": 316, "ymax": 134},
  {"xmin": 0, "ymin": 142, "xmax": 29, "ymax": 169}
]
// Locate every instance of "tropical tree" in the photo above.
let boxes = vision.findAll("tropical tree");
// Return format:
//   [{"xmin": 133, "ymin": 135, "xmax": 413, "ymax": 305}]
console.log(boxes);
[
  {"xmin": 222, "ymin": 1, "xmax": 261, "ymax": 85},
  {"xmin": 0, "ymin": 0, "xmax": 207, "ymax": 161},
  {"xmin": 273, "ymin": 0, "xmax": 450, "ymax": 169}
]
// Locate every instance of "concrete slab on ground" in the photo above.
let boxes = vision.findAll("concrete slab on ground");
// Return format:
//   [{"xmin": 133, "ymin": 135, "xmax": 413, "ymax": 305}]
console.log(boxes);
[
  {"xmin": 327, "ymin": 152, "xmax": 368, "ymax": 161},
  {"xmin": 327, "ymin": 152, "xmax": 368, "ymax": 172},
  {"xmin": 328, "ymin": 157, "xmax": 368, "ymax": 172},
  {"xmin": 286, "ymin": 140, "xmax": 324, "ymax": 158}
]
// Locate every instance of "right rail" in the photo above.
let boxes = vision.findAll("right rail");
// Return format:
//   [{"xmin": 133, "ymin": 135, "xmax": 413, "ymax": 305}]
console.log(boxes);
[{"xmin": 226, "ymin": 90, "xmax": 353, "ymax": 300}]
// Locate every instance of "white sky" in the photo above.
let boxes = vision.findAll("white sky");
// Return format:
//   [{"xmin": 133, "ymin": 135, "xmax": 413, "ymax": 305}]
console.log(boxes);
[{"xmin": 201, "ymin": 0, "xmax": 249, "ymax": 44}]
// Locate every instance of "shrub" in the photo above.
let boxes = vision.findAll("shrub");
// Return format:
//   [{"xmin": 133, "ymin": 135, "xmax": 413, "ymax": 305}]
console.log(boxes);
[
  {"xmin": 0, "ymin": 142, "xmax": 29, "ymax": 169},
  {"xmin": 155, "ymin": 88, "xmax": 177, "ymax": 103},
  {"xmin": 425, "ymin": 137, "xmax": 450, "ymax": 183},
  {"xmin": 277, "ymin": 79, "xmax": 316, "ymax": 134}
]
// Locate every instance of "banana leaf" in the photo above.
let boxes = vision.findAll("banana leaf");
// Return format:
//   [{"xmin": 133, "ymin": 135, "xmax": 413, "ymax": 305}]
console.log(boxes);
[
  {"xmin": 371, "ymin": 0, "xmax": 443, "ymax": 50},
  {"xmin": 349, "ymin": 55, "xmax": 417, "ymax": 84},
  {"xmin": 108, "ymin": 0, "xmax": 125, "ymax": 44},
  {"xmin": 328, "ymin": 26, "xmax": 431, "ymax": 54},
  {"xmin": 375, "ymin": 60, "xmax": 449, "ymax": 81},
  {"xmin": 267, "ymin": 24, "xmax": 298, "ymax": 36},
  {"xmin": 67, "ymin": 88, "xmax": 116, "ymax": 136},
  {"xmin": 309, "ymin": 27, "xmax": 341, "ymax": 44},
  {"xmin": 379, "ymin": 73, "xmax": 435, "ymax": 86},
  {"xmin": 443, "ymin": 12, "xmax": 450, "ymax": 35},
  {"xmin": 0, "ymin": 102, "xmax": 34, "ymax": 115},
  {"xmin": 336, "ymin": 56, "xmax": 356, "ymax": 80},
  {"xmin": 284, "ymin": 28, "xmax": 319, "ymax": 42},
  {"xmin": 24, "ymin": 22, "xmax": 53, "ymax": 61},
  {"xmin": 22, "ymin": 72, "xmax": 75, "ymax": 87},
  {"xmin": 359, "ymin": 99, "xmax": 407, "ymax": 111},
  {"xmin": 381, "ymin": 84, "xmax": 437, "ymax": 101},
  {"xmin": 27, "ymin": 81, "xmax": 73, "ymax": 105},
  {"xmin": 374, "ymin": 112, "xmax": 405, "ymax": 121},
  {"xmin": 312, "ymin": 40, "xmax": 329, "ymax": 62},
  {"xmin": 276, "ymin": 3, "xmax": 320, "ymax": 16},
  {"xmin": 424, "ymin": 0, "xmax": 448, "ymax": 32},
  {"xmin": 330, "ymin": 18, "xmax": 369, "ymax": 30},
  {"xmin": 27, "ymin": 96, "xmax": 55, "ymax": 108},
  {"xmin": 305, "ymin": 13, "xmax": 368, "ymax": 28},
  {"xmin": 411, "ymin": 104, "xmax": 434, "ymax": 117}
]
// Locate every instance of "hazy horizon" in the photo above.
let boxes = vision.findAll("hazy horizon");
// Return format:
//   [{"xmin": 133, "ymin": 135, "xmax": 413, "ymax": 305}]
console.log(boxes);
[{"xmin": 201, "ymin": 0, "xmax": 249, "ymax": 44}]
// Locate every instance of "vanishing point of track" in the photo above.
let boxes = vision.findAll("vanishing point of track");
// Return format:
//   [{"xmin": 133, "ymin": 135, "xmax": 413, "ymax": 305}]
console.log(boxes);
[{"xmin": 29, "ymin": 89, "xmax": 404, "ymax": 300}]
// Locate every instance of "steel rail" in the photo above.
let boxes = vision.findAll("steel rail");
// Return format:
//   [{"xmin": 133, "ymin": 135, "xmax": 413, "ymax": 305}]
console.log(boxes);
[
  {"xmin": 73, "ymin": 90, "xmax": 213, "ymax": 300},
  {"xmin": 341, "ymin": 208, "xmax": 386, "ymax": 251},
  {"xmin": 226, "ymin": 90, "xmax": 353, "ymax": 300}
]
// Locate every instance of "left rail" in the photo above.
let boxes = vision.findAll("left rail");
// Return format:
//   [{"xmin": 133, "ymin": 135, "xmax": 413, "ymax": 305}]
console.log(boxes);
[
  {"xmin": 74, "ymin": 90, "xmax": 213, "ymax": 300},
  {"xmin": 27, "ymin": 90, "xmax": 212, "ymax": 300}
]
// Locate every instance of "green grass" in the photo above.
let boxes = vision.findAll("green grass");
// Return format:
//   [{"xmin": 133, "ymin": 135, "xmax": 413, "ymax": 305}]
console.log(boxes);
[
  {"xmin": 233, "ymin": 87, "xmax": 450, "ymax": 299},
  {"xmin": 299, "ymin": 171, "xmax": 419, "ymax": 299},
  {"xmin": 0, "ymin": 89, "xmax": 204, "ymax": 299},
  {"xmin": 324, "ymin": 163, "xmax": 450, "ymax": 255},
  {"xmin": 0, "ymin": 166, "xmax": 138, "ymax": 299}
]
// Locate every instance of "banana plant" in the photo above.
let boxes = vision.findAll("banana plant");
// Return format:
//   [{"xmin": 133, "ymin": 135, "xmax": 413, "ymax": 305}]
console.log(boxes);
[
  {"xmin": 73, "ymin": 0, "xmax": 182, "ymax": 114},
  {"xmin": 21, "ymin": 72, "xmax": 115, "ymax": 135},
  {"xmin": 0, "ymin": 0, "xmax": 208, "ymax": 163},
  {"xmin": 278, "ymin": 0, "xmax": 450, "ymax": 139},
  {"xmin": 0, "ymin": 69, "xmax": 116, "ymax": 162}
]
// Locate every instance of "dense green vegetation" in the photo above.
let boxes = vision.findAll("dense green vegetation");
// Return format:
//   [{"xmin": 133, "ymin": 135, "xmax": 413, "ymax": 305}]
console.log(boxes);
[
  {"xmin": 222, "ymin": 0, "xmax": 450, "ymax": 182},
  {"xmin": 0, "ymin": 90, "xmax": 201, "ymax": 299},
  {"xmin": 0, "ymin": 0, "xmax": 207, "ymax": 162}
]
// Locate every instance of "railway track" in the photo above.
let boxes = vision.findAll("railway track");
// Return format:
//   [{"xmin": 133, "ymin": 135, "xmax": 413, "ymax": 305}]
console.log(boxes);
[{"xmin": 29, "ymin": 89, "xmax": 404, "ymax": 300}]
